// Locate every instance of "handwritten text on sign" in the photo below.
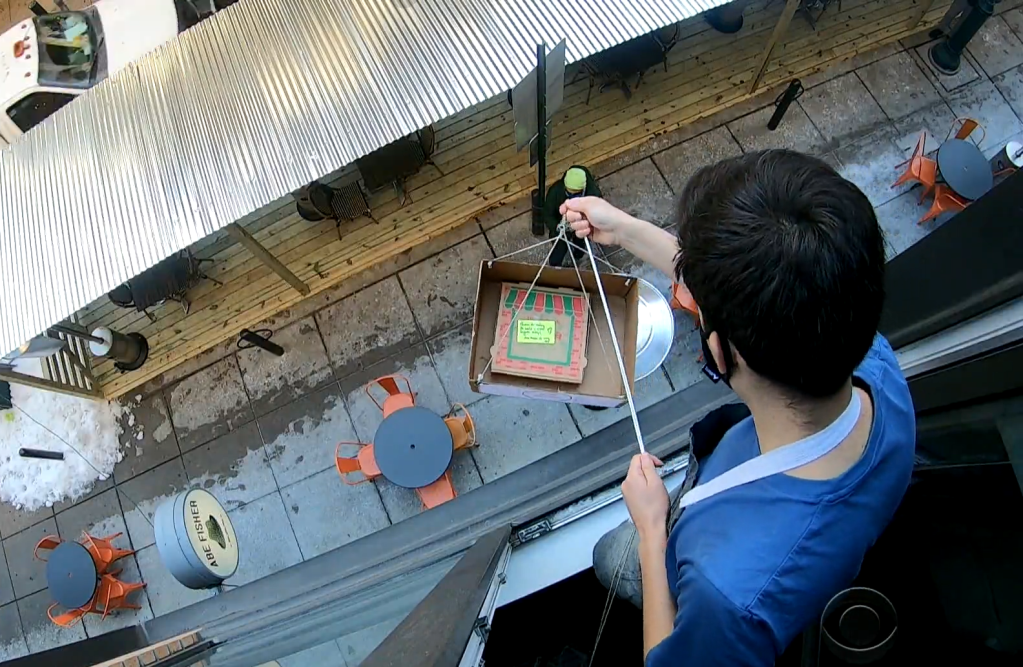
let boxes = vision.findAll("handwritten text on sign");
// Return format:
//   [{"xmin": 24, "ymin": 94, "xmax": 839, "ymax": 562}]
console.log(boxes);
[{"xmin": 517, "ymin": 320, "xmax": 556, "ymax": 345}]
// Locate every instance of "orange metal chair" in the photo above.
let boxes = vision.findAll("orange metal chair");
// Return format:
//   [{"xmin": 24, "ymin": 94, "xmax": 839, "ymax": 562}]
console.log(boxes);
[
  {"xmin": 335, "ymin": 442, "xmax": 382, "ymax": 485},
  {"xmin": 919, "ymin": 184, "xmax": 968, "ymax": 224},
  {"xmin": 669, "ymin": 282, "xmax": 698, "ymax": 318},
  {"xmin": 444, "ymin": 404, "xmax": 477, "ymax": 451},
  {"xmin": 416, "ymin": 471, "xmax": 457, "ymax": 509},
  {"xmin": 47, "ymin": 603, "xmax": 91, "ymax": 627},
  {"xmin": 82, "ymin": 532, "xmax": 135, "ymax": 574},
  {"xmin": 948, "ymin": 117, "xmax": 985, "ymax": 146},
  {"xmin": 33, "ymin": 535, "xmax": 62, "ymax": 562},
  {"xmin": 366, "ymin": 375, "xmax": 415, "ymax": 418},
  {"xmin": 892, "ymin": 132, "xmax": 938, "ymax": 197},
  {"xmin": 96, "ymin": 573, "xmax": 147, "ymax": 620}
]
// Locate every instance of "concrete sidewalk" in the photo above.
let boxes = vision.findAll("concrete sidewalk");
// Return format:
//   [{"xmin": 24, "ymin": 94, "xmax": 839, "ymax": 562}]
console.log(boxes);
[{"xmin": 2, "ymin": 12, "xmax": 1023, "ymax": 664}]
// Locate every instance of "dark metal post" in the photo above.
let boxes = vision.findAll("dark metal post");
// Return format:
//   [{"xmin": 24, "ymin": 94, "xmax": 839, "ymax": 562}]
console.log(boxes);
[
  {"xmin": 238, "ymin": 329, "xmax": 285, "ymax": 356},
  {"xmin": 28, "ymin": 2, "xmax": 48, "ymax": 15},
  {"xmin": 929, "ymin": 0, "xmax": 1000, "ymax": 75},
  {"xmin": 531, "ymin": 42, "xmax": 548, "ymax": 236}
]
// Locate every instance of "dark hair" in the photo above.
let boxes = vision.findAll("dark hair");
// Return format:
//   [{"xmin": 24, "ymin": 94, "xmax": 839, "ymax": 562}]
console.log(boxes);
[{"xmin": 675, "ymin": 150, "xmax": 885, "ymax": 399}]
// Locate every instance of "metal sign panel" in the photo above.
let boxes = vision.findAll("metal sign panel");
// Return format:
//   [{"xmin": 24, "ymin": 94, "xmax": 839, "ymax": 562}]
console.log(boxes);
[{"xmin": 513, "ymin": 39, "xmax": 567, "ymax": 152}]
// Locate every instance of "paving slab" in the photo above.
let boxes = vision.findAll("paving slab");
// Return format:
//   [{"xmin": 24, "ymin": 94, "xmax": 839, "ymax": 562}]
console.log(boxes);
[
  {"xmin": 0, "ymin": 542, "xmax": 13, "ymax": 606},
  {"xmin": 18, "ymin": 588, "xmax": 86, "ymax": 653},
  {"xmin": 913, "ymin": 43, "xmax": 981, "ymax": 93},
  {"xmin": 376, "ymin": 450, "xmax": 483, "ymax": 524},
  {"xmin": 651, "ymin": 127, "xmax": 743, "ymax": 195},
  {"xmin": 182, "ymin": 422, "xmax": 277, "ymax": 512},
  {"xmin": 118, "ymin": 457, "xmax": 190, "ymax": 551},
  {"xmin": 597, "ymin": 159, "xmax": 677, "ymax": 227},
  {"xmin": 427, "ymin": 322, "xmax": 484, "ymax": 408},
  {"xmin": 569, "ymin": 369, "xmax": 674, "ymax": 437},
  {"xmin": 0, "ymin": 503, "xmax": 53, "ymax": 541},
  {"xmin": 798, "ymin": 74, "xmax": 888, "ymax": 145},
  {"xmin": 340, "ymin": 345, "xmax": 452, "ymax": 443},
  {"xmin": 315, "ymin": 277, "xmax": 421, "ymax": 379},
  {"xmin": 467, "ymin": 396, "xmax": 580, "ymax": 483},
  {"xmin": 280, "ymin": 469, "xmax": 390, "ymax": 559},
  {"xmin": 835, "ymin": 125, "xmax": 911, "ymax": 208},
  {"xmin": 279, "ymin": 640, "xmax": 348, "ymax": 667},
  {"xmin": 113, "ymin": 392, "xmax": 180, "ymax": 485},
  {"xmin": 0, "ymin": 602, "xmax": 28, "ymax": 661},
  {"xmin": 52, "ymin": 476, "xmax": 114, "ymax": 515},
  {"xmin": 260, "ymin": 384, "xmax": 357, "ymax": 489},
  {"xmin": 485, "ymin": 213, "xmax": 554, "ymax": 266},
  {"xmin": 54, "ymin": 488, "xmax": 126, "ymax": 543},
  {"xmin": 875, "ymin": 190, "xmax": 936, "ymax": 259},
  {"xmin": 945, "ymin": 79, "xmax": 1023, "ymax": 152},
  {"xmin": 967, "ymin": 16, "xmax": 1023, "ymax": 78},
  {"xmin": 81, "ymin": 554, "xmax": 153, "ymax": 638},
  {"xmin": 4, "ymin": 517, "xmax": 57, "ymax": 599},
  {"xmin": 237, "ymin": 316, "xmax": 335, "ymax": 418},
  {"xmin": 992, "ymin": 63, "xmax": 1023, "ymax": 122},
  {"xmin": 226, "ymin": 492, "xmax": 303, "ymax": 586},
  {"xmin": 856, "ymin": 51, "xmax": 942, "ymax": 120},
  {"xmin": 726, "ymin": 103, "xmax": 826, "ymax": 154},
  {"xmin": 892, "ymin": 99, "xmax": 957, "ymax": 159},
  {"xmin": 1004, "ymin": 7, "xmax": 1023, "ymax": 38},
  {"xmin": 662, "ymin": 316, "xmax": 705, "ymax": 394},
  {"xmin": 135, "ymin": 544, "xmax": 215, "ymax": 616},
  {"xmin": 399, "ymin": 235, "xmax": 493, "ymax": 338},
  {"xmin": 337, "ymin": 616, "xmax": 403, "ymax": 666},
  {"xmin": 166, "ymin": 356, "xmax": 254, "ymax": 454}
]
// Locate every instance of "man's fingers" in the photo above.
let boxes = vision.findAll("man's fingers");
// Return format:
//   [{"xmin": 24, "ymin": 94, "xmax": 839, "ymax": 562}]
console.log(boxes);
[
  {"xmin": 650, "ymin": 455, "xmax": 664, "ymax": 467},
  {"xmin": 640, "ymin": 454, "xmax": 660, "ymax": 479},
  {"xmin": 627, "ymin": 454, "xmax": 644, "ymax": 478}
]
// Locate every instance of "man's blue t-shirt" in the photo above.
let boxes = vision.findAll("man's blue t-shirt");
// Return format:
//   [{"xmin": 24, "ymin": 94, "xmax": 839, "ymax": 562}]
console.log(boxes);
[{"xmin": 647, "ymin": 335, "xmax": 915, "ymax": 667}]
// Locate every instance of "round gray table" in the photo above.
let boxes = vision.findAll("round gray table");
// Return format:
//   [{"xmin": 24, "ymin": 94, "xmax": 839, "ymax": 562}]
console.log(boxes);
[
  {"xmin": 46, "ymin": 542, "xmax": 98, "ymax": 610},
  {"xmin": 937, "ymin": 139, "xmax": 993, "ymax": 201},
  {"xmin": 374, "ymin": 407, "xmax": 453, "ymax": 489}
]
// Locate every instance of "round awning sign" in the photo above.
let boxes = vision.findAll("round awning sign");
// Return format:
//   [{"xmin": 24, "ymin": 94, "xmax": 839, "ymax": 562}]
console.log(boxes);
[{"xmin": 155, "ymin": 489, "xmax": 239, "ymax": 589}]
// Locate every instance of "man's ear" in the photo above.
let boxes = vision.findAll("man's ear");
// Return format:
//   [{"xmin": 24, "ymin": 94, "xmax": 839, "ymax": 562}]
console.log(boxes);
[{"xmin": 707, "ymin": 330, "xmax": 728, "ymax": 376}]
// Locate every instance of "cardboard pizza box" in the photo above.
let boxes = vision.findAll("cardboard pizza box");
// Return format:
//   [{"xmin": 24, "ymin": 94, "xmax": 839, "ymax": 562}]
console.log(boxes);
[{"xmin": 468, "ymin": 259, "xmax": 639, "ymax": 408}]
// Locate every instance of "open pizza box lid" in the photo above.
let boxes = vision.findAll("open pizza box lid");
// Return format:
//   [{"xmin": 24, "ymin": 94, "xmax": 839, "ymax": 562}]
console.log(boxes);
[{"xmin": 468, "ymin": 259, "xmax": 639, "ymax": 408}]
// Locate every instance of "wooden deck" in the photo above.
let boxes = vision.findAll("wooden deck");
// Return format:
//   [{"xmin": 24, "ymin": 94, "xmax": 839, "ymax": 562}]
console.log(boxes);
[{"xmin": 79, "ymin": 0, "xmax": 958, "ymax": 399}]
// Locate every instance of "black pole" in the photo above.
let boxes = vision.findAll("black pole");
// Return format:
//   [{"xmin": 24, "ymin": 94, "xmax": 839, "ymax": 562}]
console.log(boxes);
[
  {"xmin": 20, "ymin": 448, "xmax": 65, "ymax": 461},
  {"xmin": 929, "ymin": 0, "xmax": 1000, "ymax": 75},
  {"xmin": 531, "ymin": 43, "xmax": 548, "ymax": 236},
  {"xmin": 28, "ymin": 2, "xmax": 48, "ymax": 16}
]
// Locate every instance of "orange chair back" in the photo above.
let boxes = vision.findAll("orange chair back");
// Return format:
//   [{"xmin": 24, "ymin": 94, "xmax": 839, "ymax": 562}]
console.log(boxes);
[
  {"xmin": 445, "ymin": 404, "xmax": 476, "ymax": 451},
  {"xmin": 83, "ymin": 532, "xmax": 134, "ymax": 574},
  {"xmin": 417, "ymin": 471, "xmax": 457, "ymax": 509},
  {"xmin": 669, "ymin": 283, "xmax": 698, "ymax": 317},
  {"xmin": 33, "ymin": 535, "xmax": 62, "ymax": 562},
  {"xmin": 918, "ymin": 184, "xmax": 968, "ymax": 224},
  {"xmin": 366, "ymin": 375, "xmax": 414, "ymax": 412},
  {"xmin": 335, "ymin": 442, "xmax": 381, "ymax": 485},
  {"xmin": 47, "ymin": 603, "xmax": 88, "ymax": 628},
  {"xmin": 98, "ymin": 573, "xmax": 146, "ymax": 620},
  {"xmin": 950, "ymin": 117, "xmax": 985, "ymax": 146}
]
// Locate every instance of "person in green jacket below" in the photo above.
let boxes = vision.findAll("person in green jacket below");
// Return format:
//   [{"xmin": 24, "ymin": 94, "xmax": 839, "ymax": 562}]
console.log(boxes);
[{"xmin": 543, "ymin": 166, "xmax": 602, "ymax": 267}]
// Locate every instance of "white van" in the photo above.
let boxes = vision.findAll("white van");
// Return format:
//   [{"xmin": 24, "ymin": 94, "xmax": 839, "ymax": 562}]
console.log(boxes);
[{"xmin": 0, "ymin": 0, "xmax": 226, "ymax": 145}]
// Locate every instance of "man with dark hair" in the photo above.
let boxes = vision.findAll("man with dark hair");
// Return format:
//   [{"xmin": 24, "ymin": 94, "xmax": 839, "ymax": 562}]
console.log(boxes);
[{"xmin": 562, "ymin": 150, "xmax": 914, "ymax": 666}]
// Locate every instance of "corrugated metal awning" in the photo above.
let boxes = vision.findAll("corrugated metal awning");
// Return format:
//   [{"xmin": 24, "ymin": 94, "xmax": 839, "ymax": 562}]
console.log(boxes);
[{"xmin": 0, "ymin": 0, "xmax": 728, "ymax": 355}]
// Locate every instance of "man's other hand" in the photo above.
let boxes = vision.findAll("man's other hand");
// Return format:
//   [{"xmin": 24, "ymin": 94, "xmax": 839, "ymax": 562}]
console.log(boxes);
[{"xmin": 622, "ymin": 453, "xmax": 669, "ymax": 542}]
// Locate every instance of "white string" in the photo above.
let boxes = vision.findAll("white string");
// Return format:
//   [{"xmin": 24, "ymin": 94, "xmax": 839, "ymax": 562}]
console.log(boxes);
[
  {"xmin": 582, "ymin": 236, "xmax": 647, "ymax": 455},
  {"xmin": 589, "ymin": 525, "xmax": 637, "ymax": 667},
  {"xmin": 565, "ymin": 234, "xmax": 613, "ymax": 373}
]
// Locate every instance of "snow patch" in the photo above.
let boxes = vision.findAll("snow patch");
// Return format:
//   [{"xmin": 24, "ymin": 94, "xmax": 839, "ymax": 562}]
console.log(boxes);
[{"xmin": 0, "ymin": 359, "xmax": 134, "ymax": 511}]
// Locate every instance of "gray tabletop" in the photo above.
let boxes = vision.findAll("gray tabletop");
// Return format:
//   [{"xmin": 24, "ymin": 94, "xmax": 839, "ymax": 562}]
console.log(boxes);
[
  {"xmin": 937, "ymin": 139, "xmax": 993, "ymax": 201},
  {"xmin": 46, "ymin": 541, "xmax": 98, "ymax": 610},
  {"xmin": 374, "ymin": 407, "xmax": 453, "ymax": 489}
]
